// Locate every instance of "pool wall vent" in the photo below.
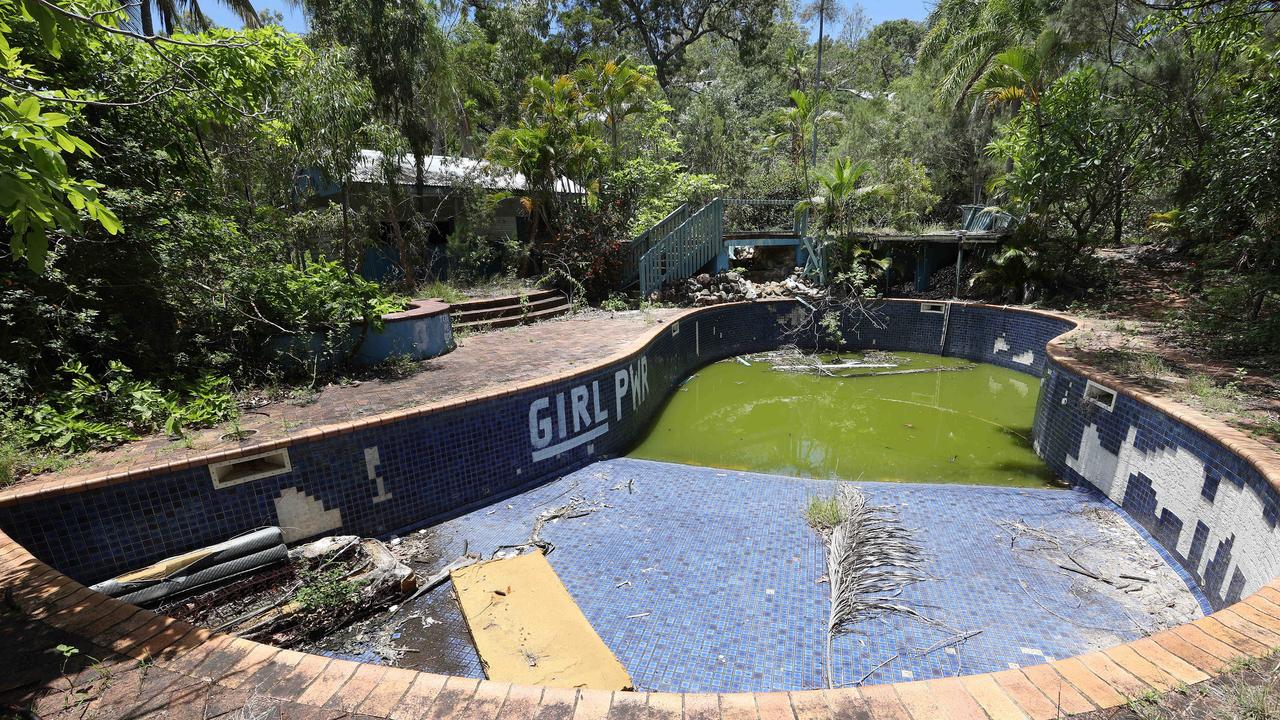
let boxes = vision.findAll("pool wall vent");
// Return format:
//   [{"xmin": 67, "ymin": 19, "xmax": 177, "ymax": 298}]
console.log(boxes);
[
  {"xmin": 210, "ymin": 449, "xmax": 292, "ymax": 488},
  {"xmin": 1084, "ymin": 380, "xmax": 1117, "ymax": 411},
  {"xmin": 920, "ymin": 302, "xmax": 946, "ymax": 314}
]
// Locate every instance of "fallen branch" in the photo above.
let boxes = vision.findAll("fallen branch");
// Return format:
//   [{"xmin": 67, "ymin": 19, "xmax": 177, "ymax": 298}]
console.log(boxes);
[
  {"xmin": 1016, "ymin": 579, "xmax": 1132, "ymax": 635},
  {"xmin": 915, "ymin": 628, "xmax": 984, "ymax": 657},
  {"xmin": 854, "ymin": 653, "xmax": 899, "ymax": 686}
]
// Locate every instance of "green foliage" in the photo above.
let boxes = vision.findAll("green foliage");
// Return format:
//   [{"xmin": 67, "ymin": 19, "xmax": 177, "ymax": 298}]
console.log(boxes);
[
  {"xmin": 608, "ymin": 103, "xmax": 723, "ymax": 234},
  {"xmin": 917, "ymin": 0, "xmax": 1048, "ymax": 108},
  {"xmin": 590, "ymin": 0, "xmax": 779, "ymax": 88},
  {"xmin": 23, "ymin": 361, "xmax": 236, "ymax": 453},
  {"xmin": 253, "ymin": 259, "xmax": 397, "ymax": 333},
  {"xmin": 416, "ymin": 280, "xmax": 467, "ymax": 304},
  {"xmin": 294, "ymin": 567, "xmax": 363, "ymax": 610},
  {"xmin": 982, "ymin": 68, "xmax": 1138, "ymax": 298},
  {"xmin": 599, "ymin": 292, "xmax": 630, "ymax": 312},
  {"xmin": 805, "ymin": 495, "xmax": 845, "ymax": 530},
  {"xmin": 847, "ymin": 19, "xmax": 924, "ymax": 92},
  {"xmin": 0, "ymin": 95, "xmax": 120, "ymax": 272},
  {"xmin": 870, "ymin": 158, "xmax": 940, "ymax": 232},
  {"xmin": 801, "ymin": 157, "xmax": 883, "ymax": 237}
]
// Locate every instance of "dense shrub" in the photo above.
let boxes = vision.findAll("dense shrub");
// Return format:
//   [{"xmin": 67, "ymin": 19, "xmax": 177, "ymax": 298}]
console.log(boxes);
[{"xmin": 23, "ymin": 362, "xmax": 237, "ymax": 454}]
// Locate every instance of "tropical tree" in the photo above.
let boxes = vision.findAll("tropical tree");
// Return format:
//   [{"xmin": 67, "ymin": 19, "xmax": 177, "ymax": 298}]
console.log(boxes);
[
  {"xmin": 300, "ymin": 0, "xmax": 461, "ymax": 285},
  {"xmin": 973, "ymin": 45, "xmax": 1047, "ymax": 110},
  {"xmin": 916, "ymin": 0, "xmax": 1049, "ymax": 108},
  {"xmin": 487, "ymin": 74, "xmax": 606, "ymax": 248},
  {"xmin": 573, "ymin": 54, "xmax": 657, "ymax": 163},
  {"xmin": 766, "ymin": 89, "xmax": 836, "ymax": 198},
  {"xmin": 132, "ymin": 0, "xmax": 260, "ymax": 36},
  {"xmin": 589, "ymin": 0, "xmax": 780, "ymax": 89},
  {"xmin": 801, "ymin": 157, "xmax": 882, "ymax": 238},
  {"xmin": 0, "ymin": 0, "xmax": 298, "ymax": 272},
  {"xmin": 284, "ymin": 46, "xmax": 377, "ymax": 266}
]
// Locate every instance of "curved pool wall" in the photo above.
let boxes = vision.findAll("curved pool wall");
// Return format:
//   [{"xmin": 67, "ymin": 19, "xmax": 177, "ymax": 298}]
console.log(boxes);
[{"xmin": 0, "ymin": 299, "xmax": 1276, "ymax": 617}]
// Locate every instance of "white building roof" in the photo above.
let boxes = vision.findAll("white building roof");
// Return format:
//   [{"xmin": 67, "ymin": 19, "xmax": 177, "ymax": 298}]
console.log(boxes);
[{"xmin": 350, "ymin": 150, "xmax": 585, "ymax": 195}]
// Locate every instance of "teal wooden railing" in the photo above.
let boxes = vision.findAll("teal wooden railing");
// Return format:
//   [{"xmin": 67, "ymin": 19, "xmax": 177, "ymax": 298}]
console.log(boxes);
[
  {"xmin": 634, "ymin": 196, "xmax": 826, "ymax": 295},
  {"xmin": 723, "ymin": 198, "xmax": 823, "ymax": 283},
  {"xmin": 638, "ymin": 197, "xmax": 724, "ymax": 296},
  {"xmin": 620, "ymin": 204, "xmax": 689, "ymax": 289}
]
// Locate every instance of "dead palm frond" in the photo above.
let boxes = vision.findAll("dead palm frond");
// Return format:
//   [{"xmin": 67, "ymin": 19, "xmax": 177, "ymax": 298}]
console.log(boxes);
[{"xmin": 818, "ymin": 485, "xmax": 929, "ymax": 688}]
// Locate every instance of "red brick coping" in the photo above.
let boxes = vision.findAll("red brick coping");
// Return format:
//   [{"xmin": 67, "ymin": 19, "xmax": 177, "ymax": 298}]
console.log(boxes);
[
  {"xmin": 380, "ymin": 298, "xmax": 452, "ymax": 322},
  {"xmin": 3, "ymin": 300, "xmax": 1280, "ymax": 720}
]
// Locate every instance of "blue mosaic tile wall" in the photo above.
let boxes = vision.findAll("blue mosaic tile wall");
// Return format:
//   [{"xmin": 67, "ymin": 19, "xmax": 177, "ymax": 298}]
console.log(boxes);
[
  {"xmin": 1, "ymin": 298, "xmax": 1273, "ymax": 615},
  {"xmin": 1033, "ymin": 361, "xmax": 1279, "ymax": 609}
]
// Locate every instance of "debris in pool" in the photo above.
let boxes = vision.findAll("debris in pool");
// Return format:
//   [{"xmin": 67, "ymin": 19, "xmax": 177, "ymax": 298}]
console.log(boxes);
[
  {"xmin": 996, "ymin": 515, "xmax": 1201, "ymax": 633},
  {"xmin": 452, "ymin": 553, "xmax": 633, "ymax": 689},
  {"xmin": 495, "ymin": 494, "xmax": 607, "ymax": 556},
  {"xmin": 91, "ymin": 526, "xmax": 288, "ymax": 605},
  {"xmin": 154, "ymin": 533, "xmax": 418, "ymax": 649},
  {"xmin": 626, "ymin": 612, "xmax": 651, "ymax": 619},
  {"xmin": 808, "ymin": 486, "xmax": 930, "ymax": 689}
]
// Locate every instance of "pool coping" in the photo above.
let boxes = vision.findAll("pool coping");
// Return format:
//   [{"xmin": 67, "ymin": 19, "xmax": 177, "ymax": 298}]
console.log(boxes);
[{"xmin": 3, "ymin": 298, "xmax": 1280, "ymax": 719}]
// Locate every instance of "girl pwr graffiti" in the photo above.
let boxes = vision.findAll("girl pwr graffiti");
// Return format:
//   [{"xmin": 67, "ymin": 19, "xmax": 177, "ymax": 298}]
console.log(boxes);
[{"xmin": 528, "ymin": 356, "xmax": 650, "ymax": 462}]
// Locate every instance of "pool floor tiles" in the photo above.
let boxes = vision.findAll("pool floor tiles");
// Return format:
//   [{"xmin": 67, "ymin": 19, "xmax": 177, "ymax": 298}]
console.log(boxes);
[{"xmin": 328, "ymin": 458, "xmax": 1205, "ymax": 693}]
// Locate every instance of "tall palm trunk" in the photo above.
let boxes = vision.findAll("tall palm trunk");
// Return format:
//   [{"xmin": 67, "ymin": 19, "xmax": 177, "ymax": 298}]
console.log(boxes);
[{"xmin": 140, "ymin": 1, "xmax": 155, "ymax": 35}]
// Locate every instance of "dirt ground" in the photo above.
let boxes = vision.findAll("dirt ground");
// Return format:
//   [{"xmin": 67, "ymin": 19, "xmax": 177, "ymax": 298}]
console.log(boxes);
[{"xmin": 1063, "ymin": 248, "xmax": 1279, "ymax": 453}]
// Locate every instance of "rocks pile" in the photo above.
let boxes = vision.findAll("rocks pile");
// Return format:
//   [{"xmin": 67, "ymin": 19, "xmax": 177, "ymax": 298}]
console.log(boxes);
[
  {"xmin": 651, "ymin": 271, "xmax": 756, "ymax": 306},
  {"xmin": 755, "ymin": 272, "xmax": 824, "ymax": 301},
  {"xmin": 650, "ymin": 269, "xmax": 824, "ymax": 307}
]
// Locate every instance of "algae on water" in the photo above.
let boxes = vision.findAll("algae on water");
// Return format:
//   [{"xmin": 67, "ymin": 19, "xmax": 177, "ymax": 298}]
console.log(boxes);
[{"xmin": 628, "ymin": 351, "xmax": 1060, "ymax": 488}]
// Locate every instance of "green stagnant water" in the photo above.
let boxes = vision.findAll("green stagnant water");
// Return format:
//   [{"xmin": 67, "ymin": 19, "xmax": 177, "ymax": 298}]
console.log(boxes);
[{"xmin": 628, "ymin": 351, "xmax": 1061, "ymax": 488}]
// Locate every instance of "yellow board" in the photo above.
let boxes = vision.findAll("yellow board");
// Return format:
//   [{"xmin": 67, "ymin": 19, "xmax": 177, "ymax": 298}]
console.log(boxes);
[{"xmin": 451, "ymin": 553, "xmax": 633, "ymax": 690}]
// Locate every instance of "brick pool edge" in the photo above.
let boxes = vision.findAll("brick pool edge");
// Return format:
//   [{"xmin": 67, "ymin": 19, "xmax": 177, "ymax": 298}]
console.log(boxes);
[{"xmin": 2, "ymin": 299, "xmax": 1280, "ymax": 720}]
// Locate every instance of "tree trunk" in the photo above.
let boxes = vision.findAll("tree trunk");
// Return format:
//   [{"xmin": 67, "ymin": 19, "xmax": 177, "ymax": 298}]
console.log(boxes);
[
  {"xmin": 1112, "ymin": 192, "xmax": 1124, "ymax": 247},
  {"xmin": 341, "ymin": 185, "xmax": 353, "ymax": 272},
  {"xmin": 387, "ymin": 200, "xmax": 414, "ymax": 290},
  {"xmin": 1248, "ymin": 290, "xmax": 1266, "ymax": 322},
  {"xmin": 140, "ymin": 1, "xmax": 155, "ymax": 36}
]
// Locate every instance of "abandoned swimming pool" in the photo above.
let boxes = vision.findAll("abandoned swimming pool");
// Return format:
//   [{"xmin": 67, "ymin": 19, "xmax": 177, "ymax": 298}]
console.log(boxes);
[
  {"xmin": 310, "ymin": 458, "xmax": 1206, "ymax": 692},
  {"xmin": 3, "ymin": 299, "xmax": 1276, "ymax": 713},
  {"xmin": 303, "ymin": 351, "xmax": 1208, "ymax": 693}
]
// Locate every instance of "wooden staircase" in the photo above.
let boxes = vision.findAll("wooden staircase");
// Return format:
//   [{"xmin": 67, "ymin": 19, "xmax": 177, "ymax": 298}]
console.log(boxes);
[
  {"xmin": 450, "ymin": 290, "xmax": 571, "ymax": 332},
  {"xmin": 629, "ymin": 197, "xmax": 825, "ymax": 296}
]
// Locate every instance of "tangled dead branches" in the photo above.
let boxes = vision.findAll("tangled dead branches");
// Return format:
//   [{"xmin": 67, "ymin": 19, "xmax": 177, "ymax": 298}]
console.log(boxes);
[{"xmin": 494, "ymin": 495, "xmax": 607, "ymax": 556}]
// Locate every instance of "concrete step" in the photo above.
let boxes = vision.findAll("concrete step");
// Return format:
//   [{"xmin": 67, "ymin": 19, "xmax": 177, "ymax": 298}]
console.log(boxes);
[
  {"xmin": 453, "ymin": 302, "xmax": 571, "ymax": 331},
  {"xmin": 449, "ymin": 290, "xmax": 562, "ymax": 314},
  {"xmin": 451, "ymin": 293, "xmax": 567, "ymax": 324}
]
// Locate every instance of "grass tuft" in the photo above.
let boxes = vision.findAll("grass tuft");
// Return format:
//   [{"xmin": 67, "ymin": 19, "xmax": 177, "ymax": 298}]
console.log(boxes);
[{"xmin": 805, "ymin": 496, "xmax": 845, "ymax": 530}]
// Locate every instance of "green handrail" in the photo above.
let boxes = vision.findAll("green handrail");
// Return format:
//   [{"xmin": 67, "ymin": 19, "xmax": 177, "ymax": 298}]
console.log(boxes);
[
  {"xmin": 639, "ymin": 198, "xmax": 724, "ymax": 296},
  {"xmin": 621, "ymin": 203, "xmax": 689, "ymax": 288}
]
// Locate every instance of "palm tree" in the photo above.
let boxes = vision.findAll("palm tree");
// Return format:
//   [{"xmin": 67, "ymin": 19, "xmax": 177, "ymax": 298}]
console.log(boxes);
[
  {"xmin": 916, "ymin": 0, "xmax": 1047, "ymax": 108},
  {"xmin": 801, "ymin": 158, "xmax": 885, "ymax": 238},
  {"xmin": 134, "ymin": 0, "xmax": 261, "ymax": 36},
  {"xmin": 767, "ymin": 89, "xmax": 838, "ymax": 198},
  {"xmin": 797, "ymin": 157, "xmax": 888, "ymax": 287},
  {"xmin": 573, "ymin": 55, "xmax": 657, "ymax": 164},
  {"xmin": 488, "ymin": 75, "xmax": 606, "ymax": 249},
  {"xmin": 972, "ymin": 30, "xmax": 1068, "ymax": 113}
]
